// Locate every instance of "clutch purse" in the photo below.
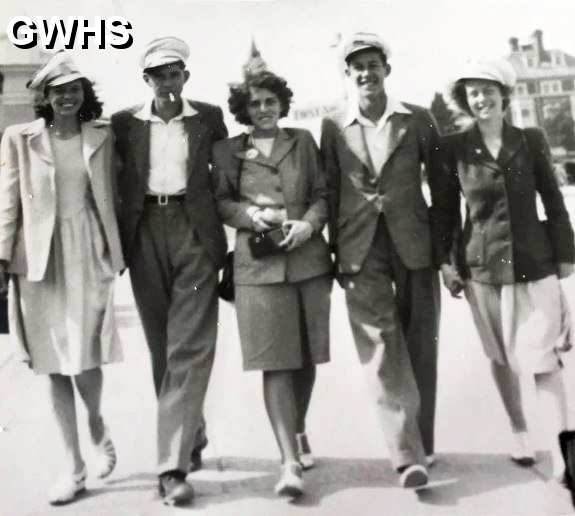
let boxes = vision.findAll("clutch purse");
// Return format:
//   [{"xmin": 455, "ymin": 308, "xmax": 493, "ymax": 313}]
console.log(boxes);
[{"xmin": 248, "ymin": 227, "xmax": 286, "ymax": 259}]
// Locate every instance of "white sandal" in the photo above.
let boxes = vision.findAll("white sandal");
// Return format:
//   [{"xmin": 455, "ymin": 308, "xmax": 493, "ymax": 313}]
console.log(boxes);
[
  {"xmin": 510, "ymin": 431, "xmax": 535, "ymax": 467},
  {"xmin": 93, "ymin": 425, "xmax": 117, "ymax": 478},
  {"xmin": 48, "ymin": 466, "xmax": 87, "ymax": 505},
  {"xmin": 296, "ymin": 433, "xmax": 315, "ymax": 470},
  {"xmin": 275, "ymin": 461, "xmax": 304, "ymax": 498}
]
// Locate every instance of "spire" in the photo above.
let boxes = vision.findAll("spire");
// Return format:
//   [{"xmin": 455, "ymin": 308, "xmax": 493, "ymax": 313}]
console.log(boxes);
[{"xmin": 242, "ymin": 38, "xmax": 268, "ymax": 78}]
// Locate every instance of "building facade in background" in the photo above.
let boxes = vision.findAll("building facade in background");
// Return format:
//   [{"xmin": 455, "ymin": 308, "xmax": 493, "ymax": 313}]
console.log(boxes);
[
  {"xmin": 0, "ymin": 36, "xmax": 46, "ymax": 133},
  {"xmin": 507, "ymin": 30, "xmax": 575, "ymax": 160}
]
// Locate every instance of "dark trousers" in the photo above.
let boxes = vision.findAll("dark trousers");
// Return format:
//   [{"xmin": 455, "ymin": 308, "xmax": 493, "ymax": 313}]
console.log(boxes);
[{"xmin": 129, "ymin": 202, "xmax": 218, "ymax": 473}]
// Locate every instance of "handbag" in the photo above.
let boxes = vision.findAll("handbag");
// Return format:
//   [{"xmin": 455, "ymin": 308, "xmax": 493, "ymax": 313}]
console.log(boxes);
[
  {"xmin": 248, "ymin": 226, "xmax": 286, "ymax": 259},
  {"xmin": 217, "ymin": 251, "xmax": 235, "ymax": 302}
]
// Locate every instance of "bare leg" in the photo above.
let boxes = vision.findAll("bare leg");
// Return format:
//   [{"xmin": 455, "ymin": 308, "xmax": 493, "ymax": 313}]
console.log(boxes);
[
  {"xmin": 535, "ymin": 369, "xmax": 568, "ymax": 476},
  {"xmin": 490, "ymin": 361, "xmax": 528, "ymax": 432},
  {"xmin": 263, "ymin": 370, "xmax": 298, "ymax": 464},
  {"xmin": 293, "ymin": 362, "xmax": 316, "ymax": 434},
  {"xmin": 48, "ymin": 374, "xmax": 85, "ymax": 474},
  {"xmin": 74, "ymin": 367, "xmax": 104, "ymax": 442}
]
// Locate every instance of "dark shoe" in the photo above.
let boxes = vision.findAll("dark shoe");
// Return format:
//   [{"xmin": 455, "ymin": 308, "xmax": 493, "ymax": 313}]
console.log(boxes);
[
  {"xmin": 559, "ymin": 430, "xmax": 575, "ymax": 506},
  {"xmin": 398, "ymin": 464, "xmax": 428, "ymax": 489},
  {"xmin": 510, "ymin": 431, "xmax": 535, "ymax": 467},
  {"xmin": 189, "ymin": 436, "xmax": 209, "ymax": 473},
  {"xmin": 158, "ymin": 470, "xmax": 194, "ymax": 506}
]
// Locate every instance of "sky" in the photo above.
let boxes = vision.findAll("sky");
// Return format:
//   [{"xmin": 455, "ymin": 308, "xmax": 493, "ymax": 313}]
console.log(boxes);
[{"xmin": 2, "ymin": 0, "xmax": 575, "ymax": 132}]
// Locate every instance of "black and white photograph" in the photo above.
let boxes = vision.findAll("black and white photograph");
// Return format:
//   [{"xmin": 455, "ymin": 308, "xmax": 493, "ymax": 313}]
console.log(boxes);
[{"xmin": 1, "ymin": 1, "xmax": 575, "ymax": 514}]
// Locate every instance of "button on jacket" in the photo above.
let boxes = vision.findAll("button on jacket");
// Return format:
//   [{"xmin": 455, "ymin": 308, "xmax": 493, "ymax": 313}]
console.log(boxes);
[{"xmin": 438, "ymin": 122, "xmax": 574, "ymax": 284}]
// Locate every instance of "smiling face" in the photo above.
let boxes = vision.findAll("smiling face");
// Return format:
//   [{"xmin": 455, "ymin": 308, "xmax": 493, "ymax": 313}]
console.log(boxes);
[
  {"xmin": 464, "ymin": 79, "xmax": 505, "ymax": 121},
  {"xmin": 345, "ymin": 49, "xmax": 389, "ymax": 100},
  {"xmin": 46, "ymin": 79, "xmax": 84, "ymax": 119},
  {"xmin": 143, "ymin": 62, "xmax": 189, "ymax": 102},
  {"xmin": 247, "ymin": 87, "xmax": 281, "ymax": 136}
]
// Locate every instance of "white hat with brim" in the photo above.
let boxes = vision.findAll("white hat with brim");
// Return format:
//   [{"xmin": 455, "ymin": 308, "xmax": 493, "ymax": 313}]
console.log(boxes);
[
  {"xmin": 140, "ymin": 37, "xmax": 190, "ymax": 70},
  {"xmin": 28, "ymin": 52, "xmax": 85, "ymax": 90},
  {"xmin": 456, "ymin": 58, "xmax": 517, "ymax": 88},
  {"xmin": 342, "ymin": 32, "xmax": 391, "ymax": 64}
]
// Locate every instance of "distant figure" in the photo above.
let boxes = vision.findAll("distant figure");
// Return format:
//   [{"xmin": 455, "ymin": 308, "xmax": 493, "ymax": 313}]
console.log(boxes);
[
  {"xmin": 213, "ymin": 48, "xmax": 332, "ymax": 498},
  {"xmin": 111, "ymin": 37, "xmax": 228, "ymax": 506},
  {"xmin": 320, "ymin": 32, "xmax": 443, "ymax": 488},
  {"xmin": 0, "ymin": 52, "xmax": 124, "ymax": 505},
  {"xmin": 438, "ymin": 58, "xmax": 574, "ymax": 479}
]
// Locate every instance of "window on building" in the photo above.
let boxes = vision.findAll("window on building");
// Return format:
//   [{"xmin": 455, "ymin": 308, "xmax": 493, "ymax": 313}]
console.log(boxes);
[
  {"xmin": 562, "ymin": 79, "xmax": 574, "ymax": 91},
  {"xmin": 553, "ymin": 82, "xmax": 560, "ymax": 93},
  {"xmin": 527, "ymin": 57, "xmax": 533, "ymax": 67},
  {"xmin": 521, "ymin": 108, "xmax": 531, "ymax": 118},
  {"xmin": 515, "ymin": 83, "xmax": 526, "ymax": 95},
  {"xmin": 555, "ymin": 54, "xmax": 563, "ymax": 65},
  {"xmin": 527, "ymin": 82, "xmax": 537, "ymax": 94}
]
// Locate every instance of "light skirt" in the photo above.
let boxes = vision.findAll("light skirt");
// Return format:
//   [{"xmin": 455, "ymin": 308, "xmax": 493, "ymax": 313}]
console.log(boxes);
[
  {"xmin": 464, "ymin": 274, "xmax": 571, "ymax": 374},
  {"xmin": 10, "ymin": 204, "xmax": 122, "ymax": 375}
]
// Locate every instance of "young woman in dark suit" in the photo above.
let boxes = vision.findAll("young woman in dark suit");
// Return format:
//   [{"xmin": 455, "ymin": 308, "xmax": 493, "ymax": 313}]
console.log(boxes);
[{"xmin": 438, "ymin": 58, "xmax": 574, "ymax": 480}]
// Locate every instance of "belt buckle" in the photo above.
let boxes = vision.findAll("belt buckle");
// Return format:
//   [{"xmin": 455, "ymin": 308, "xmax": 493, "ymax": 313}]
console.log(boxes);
[{"xmin": 158, "ymin": 195, "xmax": 168, "ymax": 206}]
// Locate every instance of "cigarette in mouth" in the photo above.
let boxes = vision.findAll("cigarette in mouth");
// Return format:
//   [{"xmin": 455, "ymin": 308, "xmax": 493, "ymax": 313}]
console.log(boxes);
[{"xmin": 169, "ymin": 93, "xmax": 175, "ymax": 102}]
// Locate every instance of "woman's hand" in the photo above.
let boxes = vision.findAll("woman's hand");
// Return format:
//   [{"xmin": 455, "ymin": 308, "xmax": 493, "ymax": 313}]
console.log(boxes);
[
  {"xmin": 558, "ymin": 262, "xmax": 574, "ymax": 279},
  {"xmin": 250, "ymin": 209, "xmax": 272, "ymax": 232},
  {"xmin": 259, "ymin": 207, "xmax": 287, "ymax": 226},
  {"xmin": 280, "ymin": 220, "xmax": 313, "ymax": 252},
  {"xmin": 440, "ymin": 263, "xmax": 465, "ymax": 298}
]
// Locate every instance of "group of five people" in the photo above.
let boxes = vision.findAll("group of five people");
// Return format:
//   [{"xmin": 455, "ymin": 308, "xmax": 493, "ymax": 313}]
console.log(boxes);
[{"xmin": 0, "ymin": 31, "xmax": 573, "ymax": 507}]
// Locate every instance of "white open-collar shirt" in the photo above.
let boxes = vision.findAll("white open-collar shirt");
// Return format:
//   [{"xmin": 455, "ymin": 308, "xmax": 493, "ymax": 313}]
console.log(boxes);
[
  {"xmin": 343, "ymin": 96, "xmax": 410, "ymax": 174},
  {"xmin": 134, "ymin": 98, "xmax": 198, "ymax": 195}
]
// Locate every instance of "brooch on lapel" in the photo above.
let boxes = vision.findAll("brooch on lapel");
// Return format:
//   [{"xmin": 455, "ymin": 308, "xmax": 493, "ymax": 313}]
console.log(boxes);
[
  {"xmin": 475, "ymin": 148, "xmax": 482, "ymax": 155},
  {"xmin": 245, "ymin": 148, "xmax": 259, "ymax": 160}
]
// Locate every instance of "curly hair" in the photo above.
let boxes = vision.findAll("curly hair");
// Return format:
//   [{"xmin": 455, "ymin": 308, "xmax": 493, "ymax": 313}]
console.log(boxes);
[
  {"xmin": 34, "ymin": 78, "xmax": 104, "ymax": 123},
  {"xmin": 450, "ymin": 79, "xmax": 512, "ymax": 117},
  {"xmin": 228, "ymin": 71, "xmax": 293, "ymax": 126}
]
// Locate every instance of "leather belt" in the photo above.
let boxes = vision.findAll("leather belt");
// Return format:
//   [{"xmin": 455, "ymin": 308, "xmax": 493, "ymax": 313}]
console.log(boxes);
[{"xmin": 144, "ymin": 194, "xmax": 186, "ymax": 206}]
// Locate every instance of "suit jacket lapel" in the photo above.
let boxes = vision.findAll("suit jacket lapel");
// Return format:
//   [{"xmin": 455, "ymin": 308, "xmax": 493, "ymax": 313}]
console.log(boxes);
[
  {"xmin": 497, "ymin": 122, "xmax": 523, "ymax": 168},
  {"xmin": 342, "ymin": 123, "xmax": 372, "ymax": 171},
  {"xmin": 267, "ymin": 129, "xmax": 296, "ymax": 167},
  {"xmin": 184, "ymin": 115, "xmax": 208, "ymax": 178},
  {"xmin": 129, "ymin": 118, "xmax": 150, "ymax": 182},
  {"xmin": 465, "ymin": 123, "xmax": 500, "ymax": 172},
  {"xmin": 379, "ymin": 113, "xmax": 409, "ymax": 172},
  {"xmin": 24, "ymin": 118, "xmax": 53, "ymax": 167},
  {"xmin": 80, "ymin": 122, "xmax": 108, "ymax": 178}
]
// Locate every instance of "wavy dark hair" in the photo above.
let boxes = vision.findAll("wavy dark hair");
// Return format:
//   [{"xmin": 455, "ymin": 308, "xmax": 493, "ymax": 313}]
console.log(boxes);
[
  {"xmin": 34, "ymin": 78, "xmax": 104, "ymax": 123},
  {"xmin": 228, "ymin": 71, "xmax": 293, "ymax": 126},
  {"xmin": 450, "ymin": 79, "xmax": 512, "ymax": 117}
]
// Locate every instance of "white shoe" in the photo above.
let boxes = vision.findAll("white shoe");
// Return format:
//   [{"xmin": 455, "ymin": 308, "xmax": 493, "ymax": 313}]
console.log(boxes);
[
  {"xmin": 296, "ymin": 433, "xmax": 315, "ymax": 470},
  {"xmin": 93, "ymin": 425, "xmax": 117, "ymax": 478},
  {"xmin": 275, "ymin": 462, "xmax": 304, "ymax": 498},
  {"xmin": 510, "ymin": 431, "xmax": 535, "ymax": 467},
  {"xmin": 48, "ymin": 466, "xmax": 87, "ymax": 505},
  {"xmin": 398, "ymin": 464, "xmax": 428, "ymax": 489}
]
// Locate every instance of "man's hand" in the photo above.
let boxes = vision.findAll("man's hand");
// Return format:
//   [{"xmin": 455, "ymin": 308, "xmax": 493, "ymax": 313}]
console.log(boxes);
[
  {"xmin": 280, "ymin": 220, "xmax": 313, "ymax": 252},
  {"xmin": 440, "ymin": 263, "xmax": 465, "ymax": 298}
]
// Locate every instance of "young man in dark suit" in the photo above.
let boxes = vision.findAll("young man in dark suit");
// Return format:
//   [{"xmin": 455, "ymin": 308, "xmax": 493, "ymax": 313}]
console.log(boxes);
[
  {"xmin": 320, "ymin": 32, "xmax": 443, "ymax": 488},
  {"xmin": 112, "ymin": 37, "xmax": 227, "ymax": 506}
]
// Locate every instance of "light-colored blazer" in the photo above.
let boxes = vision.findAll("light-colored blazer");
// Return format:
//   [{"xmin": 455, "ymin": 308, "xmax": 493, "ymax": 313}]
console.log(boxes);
[
  {"xmin": 0, "ymin": 118, "xmax": 125, "ymax": 281},
  {"xmin": 213, "ymin": 128, "xmax": 332, "ymax": 285},
  {"xmin": 320, "ymin": 103, "xmax": 443, "ymax": 274}
]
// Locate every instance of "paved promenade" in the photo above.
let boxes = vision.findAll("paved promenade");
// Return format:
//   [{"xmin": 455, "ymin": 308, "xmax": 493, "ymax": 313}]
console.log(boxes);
[{"xmin": 4, "ymin": 189, "xmax": 575, "ymax": 515}]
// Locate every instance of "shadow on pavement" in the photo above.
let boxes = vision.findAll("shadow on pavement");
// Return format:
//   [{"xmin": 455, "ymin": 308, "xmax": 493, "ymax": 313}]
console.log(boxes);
[{"xmin": 96, "ymin": 452, "xmax": 551, "ymax": 510}]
